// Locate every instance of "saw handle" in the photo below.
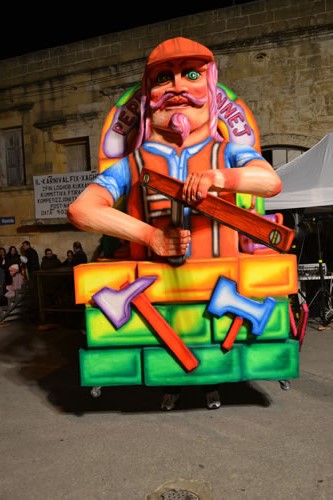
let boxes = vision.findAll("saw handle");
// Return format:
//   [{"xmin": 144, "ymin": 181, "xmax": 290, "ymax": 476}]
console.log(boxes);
[{"xmin": 168, "ymin": 200, "xmax": 186, "ymax": 267}]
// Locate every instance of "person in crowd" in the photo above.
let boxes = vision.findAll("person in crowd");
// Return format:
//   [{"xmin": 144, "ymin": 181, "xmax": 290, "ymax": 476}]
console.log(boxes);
[
  {"xmin": 4, "ymin": 264, "xmax": 24, "ymax": 303},
  {"xmin": 0, "ymin": 247, "xmax": 6, "ymax": 269},
  {"xmin": 0, "ymin": 247, "xmax": 6, "ymax": 300},
  {"xmin": 72, "ymin": 241, "xmax": 88, "ymax": 266},
  {"xmin": 21, "ymin": 241, "xmax": 40, "ymax": 279},
  {"xmin": 67, "ymin": 37, "xmax": 282, "ymax": 410},
  {"xmin": 62, "ymin": 250, "xmax": 75, "ymax": 267},
  {"xmin": 19, "ymin": 255, "xmax": 29, "ymax": 280},
  {"xmin": 0, "ymin": 247, "xmax": 6, "ymax": 276},
  {"xmin": 41, "ymin": 248, "xmax": 62, "ymax": 270},
  {"xmin": 4, "ymin": 246, "xmax": 22, "ymax": 284}
]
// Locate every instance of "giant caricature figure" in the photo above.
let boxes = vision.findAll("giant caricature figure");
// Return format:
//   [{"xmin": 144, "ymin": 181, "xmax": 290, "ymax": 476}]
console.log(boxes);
[{"xmin": 68, "ymin": 37, "xmax": 299, "ymax": 410}]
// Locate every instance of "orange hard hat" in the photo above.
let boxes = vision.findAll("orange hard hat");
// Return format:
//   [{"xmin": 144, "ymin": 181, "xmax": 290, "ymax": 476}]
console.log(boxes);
[{"xmin": 145, "ymin": 37, "xmax": 214, "ymax": 69}]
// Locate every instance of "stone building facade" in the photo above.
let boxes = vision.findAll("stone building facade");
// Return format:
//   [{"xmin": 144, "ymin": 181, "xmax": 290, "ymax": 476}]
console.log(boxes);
[{"xmin": 0, "ymin": 0, "xmax": 332, "ymax": 261}]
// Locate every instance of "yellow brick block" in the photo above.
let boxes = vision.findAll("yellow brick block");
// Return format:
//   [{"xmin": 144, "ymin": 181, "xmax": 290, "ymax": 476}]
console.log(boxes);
[
  {"xmin": 238, "ymin": 254, "xmax": 298, "ymax": 297},
  {"xmin": 138, "ymin": 258, "xmax": 238, "ymax": 302},
  {"xmin": 74, "ymin": 261, "xmax": 137, "ymax": 304},
  {"xmin": 73, "ymin": 254, "xmax": 298, "ymax": 304}
]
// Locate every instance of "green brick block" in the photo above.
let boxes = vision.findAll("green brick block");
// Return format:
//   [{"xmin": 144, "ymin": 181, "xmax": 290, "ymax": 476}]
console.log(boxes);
[
  {"xmin": 85, "ymin": 303, "xmax": 211, "ymax": 347},
  {"xmin": 85, "ymin": 305, "xmax": 157, "ymax": 347},
  {"xmin": 79, "ymin": 348, "xmax": 143, "ymax": 386},
  {"xmin": 143, "ymin": 344, "xmax": 242, "ymax": 386},
  {"xmin": 213, "ymin": 297, "xmax": 290, "ymax": 342},
  {"xmin": 79, "ymin": 339, "xmax": 299, "ymax": 388},
  {"xmin": 241, "ymin": 339, "xmax": 299, "ymax": 380},
  {"xmin": 164, "ymin": 303, "xmax": 211, "ymax": 345}
]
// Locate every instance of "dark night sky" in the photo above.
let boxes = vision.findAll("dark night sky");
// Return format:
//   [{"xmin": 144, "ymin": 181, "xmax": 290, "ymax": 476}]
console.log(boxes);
[{"xmin": 0, "ymin": 2, "xmax": 250, "ymax": 60}]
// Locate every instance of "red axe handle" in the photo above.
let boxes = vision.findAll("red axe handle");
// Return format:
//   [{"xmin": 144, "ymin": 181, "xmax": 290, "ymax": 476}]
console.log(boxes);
[
  {"xmin": 222, "ymin": 316, "xmax": 244, "ymax": 351},
  {"xmin": 131, "ymin": 292, "xmax": 199, "ymax": 372},
  {"xmin": 140, "ymin": 167, "xmax": 295, "ymax": 253}
]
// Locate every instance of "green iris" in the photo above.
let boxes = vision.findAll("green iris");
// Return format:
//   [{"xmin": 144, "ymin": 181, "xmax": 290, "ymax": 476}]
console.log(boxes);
[{"xmin": 185, "ymin": 69, "xmax": 200, "ymax": 80}]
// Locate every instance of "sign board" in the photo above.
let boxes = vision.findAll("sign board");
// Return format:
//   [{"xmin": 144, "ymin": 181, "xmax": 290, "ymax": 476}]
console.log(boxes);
[
  {"xmin": 0, "ymin": 216, "xmax": 15, "ymax": 225},
  {"xmin": 33, "ymin": 171, "xmax": 98, "ymax": 219}
]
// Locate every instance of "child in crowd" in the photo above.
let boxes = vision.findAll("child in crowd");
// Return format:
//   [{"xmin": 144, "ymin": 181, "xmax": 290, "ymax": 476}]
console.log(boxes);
[{"xmin": 4, "ymin": 264, "xmax": 24, "ymax": 303}]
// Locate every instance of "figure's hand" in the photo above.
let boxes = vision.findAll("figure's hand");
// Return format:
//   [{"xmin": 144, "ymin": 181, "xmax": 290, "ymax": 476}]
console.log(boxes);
[
  {"xmin": 148, "ymin": 225, "xmax": 191, "ymax": 257},
  {"xmin": 182, "ymin": 170, "xmax": 223, "ymax": 204}
]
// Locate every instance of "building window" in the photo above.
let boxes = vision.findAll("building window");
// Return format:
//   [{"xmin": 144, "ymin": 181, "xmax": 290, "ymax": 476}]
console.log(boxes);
[
  {"xmin": 57, "ymin": 137, "xmax": 91, "ymax": 172},
  {"xmin": 0, "ymin": 127, "xmax": 25, "ymax": 187},
  {"xmin": 262, "ymin": 146, "xmax": 307, "ymax": 169}
]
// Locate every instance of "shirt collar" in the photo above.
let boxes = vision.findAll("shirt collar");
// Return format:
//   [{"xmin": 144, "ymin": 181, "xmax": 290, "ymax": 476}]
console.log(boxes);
[{"xmin": 143, "ymin": 137, "xmax": 212, "ymax": 157}]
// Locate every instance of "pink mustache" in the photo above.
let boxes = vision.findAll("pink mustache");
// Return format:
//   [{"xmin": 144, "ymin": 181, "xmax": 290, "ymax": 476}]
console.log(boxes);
[{"xmin": 150, "ymin": 92, "xmax": 207, "ymax": 111}]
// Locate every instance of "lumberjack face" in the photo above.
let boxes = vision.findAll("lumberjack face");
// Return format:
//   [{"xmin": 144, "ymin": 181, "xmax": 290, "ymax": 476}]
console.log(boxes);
[{"xmin": 148, "ymin": 58, "xmax": 210, "ymax": 140}]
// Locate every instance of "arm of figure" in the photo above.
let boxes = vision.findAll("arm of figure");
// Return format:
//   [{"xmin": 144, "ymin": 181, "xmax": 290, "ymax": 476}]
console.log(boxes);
[
  {"xmin": 67, "ymin": 184, "xmax": 191, "ymax": 257},
  {"xmin": 182, "ymin": 159, "xmax": 282, "ymax": 203}
]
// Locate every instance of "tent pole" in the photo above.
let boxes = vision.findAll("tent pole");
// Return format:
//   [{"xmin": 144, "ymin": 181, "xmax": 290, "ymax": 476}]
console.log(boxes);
[
  {"xmin": 314, "ymin": 218, "xmax": 329, "ymax": 326},
  {"xmin": 300, "ymin": 215, "xmax": 333, "ymax": 326}
]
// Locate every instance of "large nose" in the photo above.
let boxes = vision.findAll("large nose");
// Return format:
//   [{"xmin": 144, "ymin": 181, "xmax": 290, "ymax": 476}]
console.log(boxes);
[{"xmin": 171, "ymin": 73, "xmax": 188, "ymax": 93}]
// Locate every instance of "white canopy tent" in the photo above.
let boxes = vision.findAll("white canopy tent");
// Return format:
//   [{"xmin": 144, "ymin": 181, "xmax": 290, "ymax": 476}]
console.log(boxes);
[
  {"xmin": 265, "ymin": 133, "xmax": 333, "ymax": 212},
  {"xmin": 264, "ymin": 133, "xmax": 333, "ymax": 324}
]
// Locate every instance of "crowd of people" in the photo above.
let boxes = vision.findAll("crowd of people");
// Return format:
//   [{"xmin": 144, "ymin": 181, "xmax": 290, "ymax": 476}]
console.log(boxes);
[{"xmin": 0, "ymin": 240, "xmax": 88, "ymax": 307}]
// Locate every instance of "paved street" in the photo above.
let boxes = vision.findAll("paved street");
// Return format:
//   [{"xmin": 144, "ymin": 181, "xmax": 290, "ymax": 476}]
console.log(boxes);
[{"xmin": 0, "ymin": 318, "xmax": 332, "ymax": 499}]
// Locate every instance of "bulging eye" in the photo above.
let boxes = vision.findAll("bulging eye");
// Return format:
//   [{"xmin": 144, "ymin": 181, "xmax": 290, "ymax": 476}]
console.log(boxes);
[
  {"xmin": 156, "ymin": 72, "xmax": 172, "ymax": 84},
  {"xmin": 186, "ymin": 69, "xmax": 200, "ymax": 81}
]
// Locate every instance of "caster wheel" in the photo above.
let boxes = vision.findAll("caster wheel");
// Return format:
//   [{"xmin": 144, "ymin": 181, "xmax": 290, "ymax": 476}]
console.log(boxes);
[
  {"xmin": 279, "ymin": 380, "xmax": 290, "ymax": 391},
  {"xmin": 90, "ymin": 386, "xmax": 102, "ymax": 398}
]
